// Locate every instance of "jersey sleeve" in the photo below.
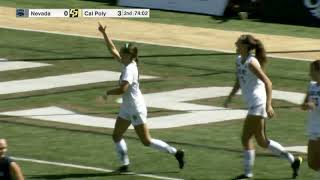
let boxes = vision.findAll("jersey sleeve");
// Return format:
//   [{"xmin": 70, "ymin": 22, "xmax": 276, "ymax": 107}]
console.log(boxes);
[
  {"xmin": 308, "ymin": 81, "xmax": 316, "ymax": 93},
  {"xmin": 121, "ymin": 67, "xmax": 134, "ymax": 84},
  {"xmin": 248, "ymin": 56, "xmax": 261, "ymax": 68},
  {"xmin": 3, "ymin": 156, "xmax": 13, "ymax": 165},
  {"xmin": 309, "ymin": 81, "xmax": 320, "ymax": 107},
  {"xmin": 236, "ymin": 55, "xmax": 241, "ymax": 64},
  {"xmin": 310, "ymin": 81, "xmax": 317, "ymax": 87}
]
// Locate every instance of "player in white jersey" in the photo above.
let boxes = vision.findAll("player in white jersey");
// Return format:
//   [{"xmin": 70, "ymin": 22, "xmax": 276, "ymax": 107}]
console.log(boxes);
[
  {"xmin": 224, "ymin": 34, "xmax": 302, "ymax": 179},
  {"xmin": 301, "ymin": 60, "xmax": 320, "ymax": 178},
  {"xmin": 98, "ymin": 23, "xmax": 184, "ymax": 173}
]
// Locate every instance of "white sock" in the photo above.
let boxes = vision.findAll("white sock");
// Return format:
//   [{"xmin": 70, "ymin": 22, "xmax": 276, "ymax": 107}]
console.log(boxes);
[
  {"xmin": 267, "ymin": 140, "xmax": 294, "ymax": 164},
  {"xmin": 244, "ymin": 150, "xmax": 255, "ymax": 177},
  {"xmin": 150, "ymin": 138, "xmax": 177, "ymax": 154},
  {"xmin": 115, "ymin": 139, "xmax": 129, "ymax": 165}
]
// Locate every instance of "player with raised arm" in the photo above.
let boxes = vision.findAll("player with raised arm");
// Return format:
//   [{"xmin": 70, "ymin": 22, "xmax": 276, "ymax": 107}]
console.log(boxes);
[{"xmin": 97, "ymin": 22, "xmax": 185, "ymax": 173}]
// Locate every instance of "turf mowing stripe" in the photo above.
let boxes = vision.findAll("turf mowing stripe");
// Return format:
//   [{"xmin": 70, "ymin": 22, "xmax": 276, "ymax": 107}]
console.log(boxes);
[
  {"xmin": 12, "ymin": 157, "xmax": 184, "ymax": 180},
  {"xmin": 0, "ymin": 58, "xmax": 50, "ymax": 71},
  {"xmin": 0, "ymin": 70, "xmax": 156, "ymax": 95},
  {"xmin": 0, "ymin": 26, "xmax": 313, "ymax": 62}
]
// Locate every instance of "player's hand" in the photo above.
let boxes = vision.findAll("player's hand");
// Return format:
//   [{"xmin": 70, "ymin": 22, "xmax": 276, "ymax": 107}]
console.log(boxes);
[
  {"xmin": 96, "ymin": 92, "xmax": 108, "ymax": 103},
  {"xmin": 98, "ymin": 22, "xmax": 106, "ymax": 33},
  {"xmin": 266, "ymin": 105, "xmax": 275, "ymax": 119},
  {"xmin": 301, "ymin": 102, "xmax": 316, "ymax": 110}
]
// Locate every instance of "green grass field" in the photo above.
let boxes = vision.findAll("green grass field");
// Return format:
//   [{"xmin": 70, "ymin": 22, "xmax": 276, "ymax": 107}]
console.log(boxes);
[
  {"xmin": 0, "ymin": 1, "xmax": 319, "ymax": 179},
  {"xmin": 0, "ymin": 27, "xmax": 316, "ymax": 179}
]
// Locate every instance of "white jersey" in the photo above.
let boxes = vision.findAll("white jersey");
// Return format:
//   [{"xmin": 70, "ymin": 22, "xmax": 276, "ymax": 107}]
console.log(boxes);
[
  {"xmin": 119, "ymin": 62, "xmax": 147, "ymax": 113},
  {"xmin": 307, "ymin": 81, "xmax": 320, "ymax": 135},
  {"xmin": 236, "ymin": 55, "xmax": 266, "ymax": 109}
]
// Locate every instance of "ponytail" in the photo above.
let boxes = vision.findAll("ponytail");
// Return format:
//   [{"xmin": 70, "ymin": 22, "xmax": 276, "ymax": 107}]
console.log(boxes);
[
  {"xmin": 239, "ymin": 35, "xmax": 267, "ymax": 70},
  {"xmin": 132, "ymin": 46, "xmax": 139, "ymax": 65},
  {"xmin": 254, "ymin": 39, "xmax": 267, "ymax": 69}
]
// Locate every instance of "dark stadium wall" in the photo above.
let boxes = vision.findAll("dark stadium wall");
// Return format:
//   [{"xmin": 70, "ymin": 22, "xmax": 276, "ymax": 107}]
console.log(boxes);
[{"xmin": 261, "ymin": 0, "xmax": 320, "ymax": 27}]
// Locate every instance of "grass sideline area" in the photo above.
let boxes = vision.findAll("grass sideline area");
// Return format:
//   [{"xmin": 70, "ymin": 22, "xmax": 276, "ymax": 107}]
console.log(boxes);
[
  {"xmin": 1, "ymin": 0, "xmax": 320, "ymax": 39},
  {"xmin": 0, "ymin": 26, "xmax": 316, "ymax": 179}
]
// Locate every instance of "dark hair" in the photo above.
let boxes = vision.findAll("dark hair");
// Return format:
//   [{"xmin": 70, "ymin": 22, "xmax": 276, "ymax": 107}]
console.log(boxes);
[
  {"xmin": 121, "ymin": 43, "xmax": 139, "ymax": 65},
  {"xmin": 311, "ymin": 59, "xmax": 320, "ymax": 72},
  {"xmin": 239, "ymin": 34, "xmax": 267, "ymax": 69}
]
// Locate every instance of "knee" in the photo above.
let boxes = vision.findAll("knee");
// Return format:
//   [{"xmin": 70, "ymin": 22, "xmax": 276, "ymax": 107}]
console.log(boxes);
[
  {"xmin": 112, "ymin": 133, "xmax": 122, "ymax": 143},
  {"xmin": 255, "ymin": 136, "xmax": 269, "ymax": 148},
  {"xmin": 141, "ymin": 138, "xmax": 151, "ymax": 146},
  {"xmin": 256, "ymin": 139, "xmax": 269, "ymax": 148},
  {"xmin": 241, "ymin": 137, "xmax": 251, "ymax": 148},
  {"xmin": 241, "ymin": 138, "xmax": 248, "ymax": 147}
]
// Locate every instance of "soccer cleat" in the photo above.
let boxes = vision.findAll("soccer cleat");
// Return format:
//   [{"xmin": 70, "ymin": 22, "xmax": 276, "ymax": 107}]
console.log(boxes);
[
  {"xmin": 291, "ymin": 156, "xmax": 303, "ymax": 179},
  {"xmin": 175, "ymin": 149, "xmax": 185, "ymax": 169},
  {"xmin": 232, "ymin": 174, "xmax": 252, "ymax": 180},
  {"xmin": 113, "ymin": 165, "xmax": 130, "ymax": 174}
]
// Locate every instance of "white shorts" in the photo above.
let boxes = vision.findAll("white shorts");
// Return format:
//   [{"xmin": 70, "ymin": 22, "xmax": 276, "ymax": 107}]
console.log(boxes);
[
  {"xmin": 118, "ymin": 107, "xmax": 147, "ymax": 126},
  {"xmin": 248, "ymin": 104, "xmax": 267, "ymax": 118}
]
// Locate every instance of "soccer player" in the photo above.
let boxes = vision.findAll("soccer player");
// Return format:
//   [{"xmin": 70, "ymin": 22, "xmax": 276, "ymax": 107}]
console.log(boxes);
[
  {"xmin": 97, "ymin": 22, "xmax": 185, "ymax": 172},
  {"xmin": 301, "ymin": 60, "xmax": 320, "ymax": 179},
  {"xmin": 0, "ymin": 139, "xmax": 24, "ymax": 180},
  {"xmin": 224, "ymin": 34, "xmax": 302, "ymax": 179}
]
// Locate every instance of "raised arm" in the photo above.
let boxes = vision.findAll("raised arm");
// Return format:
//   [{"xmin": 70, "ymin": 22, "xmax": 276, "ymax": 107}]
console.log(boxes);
[{"xmin": 98, "ymin": 22, "xmax": 121, "ymax": 62}]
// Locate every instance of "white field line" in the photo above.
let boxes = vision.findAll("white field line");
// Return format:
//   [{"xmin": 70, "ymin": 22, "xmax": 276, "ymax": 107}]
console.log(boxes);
[
  {"xmin": 285, "ymin": 146, "xmax": 307, "ymax": 154},
  {"xmin": 0, "ymin": 26, "xmax": 313, "ymax": 62},
  {"xmin": 0, "ymin": 58, "xmax": 50, "ymax": 71},
  {"xmin": 12, "ymin": 157, "xmax": 184, "ymax": 180},
  {"xmin": 0, "ymin": 70, "xmax": 156, "ymax": 95}
]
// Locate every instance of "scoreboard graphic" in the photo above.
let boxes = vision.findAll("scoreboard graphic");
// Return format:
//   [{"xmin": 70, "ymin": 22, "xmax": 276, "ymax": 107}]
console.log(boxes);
[{"xmin": 16, "ymin": 8, "xmax": 149, "ymax": 18}]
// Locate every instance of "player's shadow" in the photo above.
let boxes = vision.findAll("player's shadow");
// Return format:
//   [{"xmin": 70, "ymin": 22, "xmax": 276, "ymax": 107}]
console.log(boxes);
[
  {"xmin": 253, "ymin": 178, "xmax": 293, "ymax": 180},
  {"xmin": 229, "ymin": 177, "xmax": 293, "ymax": 180},
  {"xmin": 211, "ymin": 16, "xmax": 231, "ymax": 24},
  {"xmin": 11, "ymin": 52, "xmax": 234, "ymax": 62},
  {"xmin": 30, "ymin": 172, "xmax": 129, "ymax": 179},
  {"xmin": 30, "ymin": 170, "xmax": 180, "ymax": 179}
]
